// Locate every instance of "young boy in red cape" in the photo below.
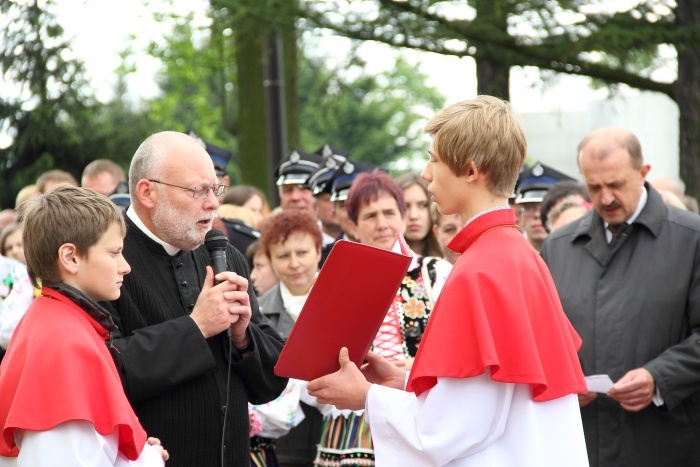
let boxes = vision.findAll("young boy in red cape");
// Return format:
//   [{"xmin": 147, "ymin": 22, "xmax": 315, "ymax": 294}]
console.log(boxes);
[
  {"xmin": 307, "ymin": 96, "xmax": 589, "ymax": 466},
  {"xmin": 0, "ymin": 185, "xmax": 168, "ymax": 466}
]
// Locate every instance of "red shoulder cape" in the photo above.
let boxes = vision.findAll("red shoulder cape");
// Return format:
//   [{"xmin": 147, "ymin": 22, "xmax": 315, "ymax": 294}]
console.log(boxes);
[
  {"xmin": 0, "ymin": 288, "xmax": 146, "ymax": 460},
  {"xmin": 406, "ymin": 209, "xmax": 587, "ymax": 401}
]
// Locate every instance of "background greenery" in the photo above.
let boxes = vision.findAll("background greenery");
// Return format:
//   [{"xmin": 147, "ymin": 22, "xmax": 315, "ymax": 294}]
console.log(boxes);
[{"xmin": 1, "ymin": 0, "xmax": 698, "ymax": 208}]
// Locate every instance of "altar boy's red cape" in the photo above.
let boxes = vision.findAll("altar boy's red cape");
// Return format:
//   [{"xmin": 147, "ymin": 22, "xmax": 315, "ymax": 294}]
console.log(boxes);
[
  {"xmin": 407, "ymin": 208, "xmax": 587, "ymax": 401},
  {"xmin": 0, "ymin": 287, "xmax": 146, "ymax": 460}
]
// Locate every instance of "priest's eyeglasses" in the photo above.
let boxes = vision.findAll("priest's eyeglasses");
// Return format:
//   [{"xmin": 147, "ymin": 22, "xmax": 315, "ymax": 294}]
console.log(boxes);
[{"xmin": 148, "ymin": 179, "xmax": 227, "ymax": 198}]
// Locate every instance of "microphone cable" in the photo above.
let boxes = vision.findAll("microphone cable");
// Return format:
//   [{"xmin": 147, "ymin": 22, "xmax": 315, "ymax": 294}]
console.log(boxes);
[
  {"xmin": 220, "ymin": 334, "xmax": 232, "ymax": 467},
  {"xmin": 205, "ymin": 229, "xmax": 235, "ymax": 467}
]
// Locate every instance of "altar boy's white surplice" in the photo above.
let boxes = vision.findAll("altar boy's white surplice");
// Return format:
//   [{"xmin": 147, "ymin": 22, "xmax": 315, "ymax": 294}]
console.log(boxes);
[{"xmin": 366, "ymin": 373, "xmax": 588, "ymax": 467}]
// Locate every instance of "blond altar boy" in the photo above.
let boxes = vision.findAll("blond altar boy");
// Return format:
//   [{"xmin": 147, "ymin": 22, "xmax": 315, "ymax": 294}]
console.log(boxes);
[{"xmin": 307, "ymin": 96, "xmax": 589, "ymax": 466}]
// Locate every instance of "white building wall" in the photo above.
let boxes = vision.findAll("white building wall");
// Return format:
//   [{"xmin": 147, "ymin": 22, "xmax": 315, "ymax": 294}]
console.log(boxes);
[{"xmin": 517, "ymin": 92, "xmax": 679, "ymax": 181}]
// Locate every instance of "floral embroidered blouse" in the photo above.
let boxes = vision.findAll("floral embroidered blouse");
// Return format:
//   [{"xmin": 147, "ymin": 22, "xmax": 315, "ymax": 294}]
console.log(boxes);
[{"xmin": 373, "ymin": 254, "xmax": 452, "ymax": 360}]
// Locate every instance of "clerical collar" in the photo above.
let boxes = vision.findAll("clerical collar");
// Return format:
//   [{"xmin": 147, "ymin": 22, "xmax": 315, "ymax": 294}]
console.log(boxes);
[
  {"xmin": 126, "ymin": 205, "xmax": 181, "ymax": 256},
  {"xmin": 604, "ymin": 186, "xmax": 647, "ymax": 241},
  {"xmin": 465, "ymin": 205, "xmax": 510, "ymax": 227}
]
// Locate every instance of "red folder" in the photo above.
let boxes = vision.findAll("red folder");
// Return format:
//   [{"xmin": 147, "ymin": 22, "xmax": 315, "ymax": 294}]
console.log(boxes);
[{"xmin": 274, "ymin": 236, "xmax": 412, "ymax": 381}]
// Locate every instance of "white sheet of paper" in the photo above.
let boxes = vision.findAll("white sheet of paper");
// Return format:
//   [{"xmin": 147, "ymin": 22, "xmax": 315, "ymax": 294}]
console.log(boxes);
[{"xmin": 585, "ymin": 374, "xmax": 614, "ymax": 393}]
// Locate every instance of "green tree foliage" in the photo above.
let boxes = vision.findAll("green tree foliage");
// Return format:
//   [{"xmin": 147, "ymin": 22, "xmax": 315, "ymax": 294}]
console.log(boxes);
[
  {"xmin": 144, "ymin": 13, "xmax": 240, "ymax": 179},
  {"xmin": 147, "ymin": 15, "xmax": 233, "ymax": 138},
  {"xmin": 0, "ymin": 0, "xmax": 95, "ymax": 207},
  {"xmin": 140, "ymin": 8, "xmax": 444, "ymax": 184},
  {"xmin": 0, "ymin": 0, "xmax": 162, "ymax": 208},
  {"xmin": 302, "ymin": 0, "xmax": 682, "ymax": 97},
  {"xmin": 302, "ymin": 0, "xmax": 700, "ymax": 195},
  {"xmin": 82, "ymin": 65, "xmax": 157, "ymax": 173},
  {"xmin": 0, "ymin": 0, "xmax": 447, "ymax": 209},
  {"xmin": 299, "ymin": 48, "xmax": 445, "ymax": 169},
  {"xmin": 208, "ymin": 0, "xmax": 303, "ymax": 196}
]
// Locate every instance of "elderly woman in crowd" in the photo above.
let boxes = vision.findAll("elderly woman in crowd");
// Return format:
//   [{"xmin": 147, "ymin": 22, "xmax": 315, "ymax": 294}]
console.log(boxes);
[
  {"xmin": 313, "ymin": 170, "xmax": 452, "ymax": 467},
  {"xmin": 258, "ymin": 210, "xmax": 322, "ymax": 335},
  {"xmin": 251, "ymin": 210, "xmax": 324, "ymax": 467}
]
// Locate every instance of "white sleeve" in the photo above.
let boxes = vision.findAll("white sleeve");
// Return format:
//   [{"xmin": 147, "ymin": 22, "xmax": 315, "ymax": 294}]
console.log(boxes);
[
  {"xmin": 366, "ymin": 373, "xmax": 514, "ymax": 466},
  {"xmin": 0, "ymin": 265, "xmax": 34, "ymax": 349},
  {"xmin": 252, "ymin": 379, "xmax": 306, "ymax": 438},
  {"xmin": 117, "ymin": 444, "xmax": 164, "ymax": 467},
  {"xmin": 298, "ymin": 379, "xmax": 348, "ymax": 418},
  {"xmin": 429, "ymin": 259, "xmax": 452, "ymax": 301},
  {"xmin": 15, "ymin": 421, "xmax": 163, "ymax": 467}
]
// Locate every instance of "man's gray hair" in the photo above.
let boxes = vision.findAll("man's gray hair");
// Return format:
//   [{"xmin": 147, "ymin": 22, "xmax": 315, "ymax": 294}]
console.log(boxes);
[{"xmin": 129, "ymin": 131, "xmax": 196, "ymax": 194}]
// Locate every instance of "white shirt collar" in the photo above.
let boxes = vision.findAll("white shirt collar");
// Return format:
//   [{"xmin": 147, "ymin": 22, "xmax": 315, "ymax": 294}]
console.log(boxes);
[
  {"xmin": 126, "ymin": 205, "xmax": 181, "ymax": 256},
  {"xmin": 279, "ymin": 276, "xmax": 316, "ymax": 322},
  {"xmin": 464, "ymin": 205, "xmax": 511, "ymax": 227}
]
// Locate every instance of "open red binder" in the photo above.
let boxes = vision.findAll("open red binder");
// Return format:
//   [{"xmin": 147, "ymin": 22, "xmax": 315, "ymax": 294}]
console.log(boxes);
[{"xmin": 274, "ymin": 236, "xmax": 412, "ymax": 381}]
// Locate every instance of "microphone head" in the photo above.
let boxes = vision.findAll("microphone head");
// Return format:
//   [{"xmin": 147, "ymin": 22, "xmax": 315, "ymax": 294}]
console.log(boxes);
[{"xmin": 204, "ymin": 229, "xmax": 228, "ymax": 252}]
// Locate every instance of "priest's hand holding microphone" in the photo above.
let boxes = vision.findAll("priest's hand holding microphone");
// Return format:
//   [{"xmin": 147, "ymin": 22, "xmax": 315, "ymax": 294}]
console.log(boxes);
[{"xmin": 189, "ymin": 229, "xmax": 252, "ymax": 350}]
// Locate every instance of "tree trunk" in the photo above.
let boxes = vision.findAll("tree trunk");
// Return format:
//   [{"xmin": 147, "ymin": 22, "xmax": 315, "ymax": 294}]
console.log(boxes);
[
  {"xmin": 472, "ymin": 0, "xmax": 511, "ymax": 101},
  {"xmin": 676, "ymin": 0, "xmax": 700, "ymax": 199},
  {"xmin": 475, "ymin": 55, "xmax": 511, "ymax": 101},
  {"xmin": 282, "ymin": 25, "xmax": 299, "ymax": 152},
  {"xmin": 234, "ymin": 24, "xmax": 270, "ymax": 195},
  {"xmin": 264, "ymin": 34, "xmax": 287, "ymax": 208}
]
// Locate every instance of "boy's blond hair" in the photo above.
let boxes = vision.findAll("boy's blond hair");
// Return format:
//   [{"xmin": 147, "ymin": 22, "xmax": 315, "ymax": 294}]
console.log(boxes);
[
  {"xmin": 425, "ymin": 96, "xmax": 526, "ymax": 197},
  {"xmin": 20, "ymin": 185, "xmax": 126, "ymax": 288}
]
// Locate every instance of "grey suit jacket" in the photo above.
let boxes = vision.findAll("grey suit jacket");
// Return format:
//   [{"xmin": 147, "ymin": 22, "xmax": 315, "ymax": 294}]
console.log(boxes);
[
  {"xmin": 258, "ymin": 283, "xmax": 296, "ymax": 339},
  {"xmin": 541, "ymin": 184, "xmax": 700, "ymax": 467}
]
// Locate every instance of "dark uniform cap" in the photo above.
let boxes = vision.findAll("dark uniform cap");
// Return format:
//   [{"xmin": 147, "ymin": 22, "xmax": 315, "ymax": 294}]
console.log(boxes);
[
  {"xmin": 220, "ymin": 218, "xmax": 260, "ymax": 258},
  {"xmin": 109, "ymin": 193, "xmax": 131, "ymax": 213},
  {"xmin": 274, "ymin": 149, "xmax": 323, "ymax": 186},
  {"xmin": 186, "ymin": 130, "xmax": 232, "ymax": 177},
  {"xmin": 306, "ymin": 152, "xmax": 349, "ymax": 196},
  {"xmin": 206, "ymin": 142, "xmax": 233, "ymax": 177},
  {"xmin": 328, "ymin": 159, "xmax": 377, "ymax": 202},
  {"xmin": 313, "ymin": 144, "xmax": 351, "ymax": 159},
  {"xmin": 511, "ymin": 163, "xmax": 530, "ymax": 199},
  {"xmin": 515, "ymin": 161, "xmax": 576, "ymax": 204}
]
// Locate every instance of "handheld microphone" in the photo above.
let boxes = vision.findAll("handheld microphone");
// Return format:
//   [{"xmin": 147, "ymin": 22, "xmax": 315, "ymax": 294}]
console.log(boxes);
[
  {"xmin": 204, "ymin": 229, "xmax": 231, "ymax": 338},
  {"xmin": 205, "ymin": 229, "xmax": 229, "ymax": 285},
  {"xmin": 205, "ymin": 229, "xmax": 233, "ymax": 465}
]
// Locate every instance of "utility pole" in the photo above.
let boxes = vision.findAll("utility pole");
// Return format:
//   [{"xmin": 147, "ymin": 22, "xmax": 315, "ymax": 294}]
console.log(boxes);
[{"xmin": 263, "ymin": 32, "xmax": 287, "ymax": 208}]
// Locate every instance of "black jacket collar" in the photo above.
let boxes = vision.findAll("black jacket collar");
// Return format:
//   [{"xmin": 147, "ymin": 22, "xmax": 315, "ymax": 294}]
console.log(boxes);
[{"xmin": 44, "ymin": 282, "xmax": 118, "ymax": 331}]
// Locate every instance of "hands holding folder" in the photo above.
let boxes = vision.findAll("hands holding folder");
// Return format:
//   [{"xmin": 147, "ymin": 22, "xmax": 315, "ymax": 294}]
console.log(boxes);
[
  {"xmin": 273, "ymin": 237, "xmax": 412, "ymax": 382},
  {"xmin": 307, "ymin": 348, "xmax": 408, "ymax": 411}
]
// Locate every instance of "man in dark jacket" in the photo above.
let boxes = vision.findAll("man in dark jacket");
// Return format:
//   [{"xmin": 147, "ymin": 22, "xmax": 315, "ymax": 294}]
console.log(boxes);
[
  {"xmin": 541, "ymin": 126, "xmax": 700, "ymax": 467},
  {"xmin": 103, "ymin": 131, "xmax": 287, "ymax": 467}
]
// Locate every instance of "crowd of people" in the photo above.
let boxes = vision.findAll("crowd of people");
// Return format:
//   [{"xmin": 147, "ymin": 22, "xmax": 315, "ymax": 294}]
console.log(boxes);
[{"xmin": 0, "ymin": 95, "xmax": 699, "ymax": 466}]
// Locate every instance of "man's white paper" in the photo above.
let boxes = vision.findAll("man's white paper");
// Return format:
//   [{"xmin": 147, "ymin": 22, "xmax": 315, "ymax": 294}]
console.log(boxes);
[{"xmin": 585, "ymin": 374, "xmax": 614, "ymax": 393}]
